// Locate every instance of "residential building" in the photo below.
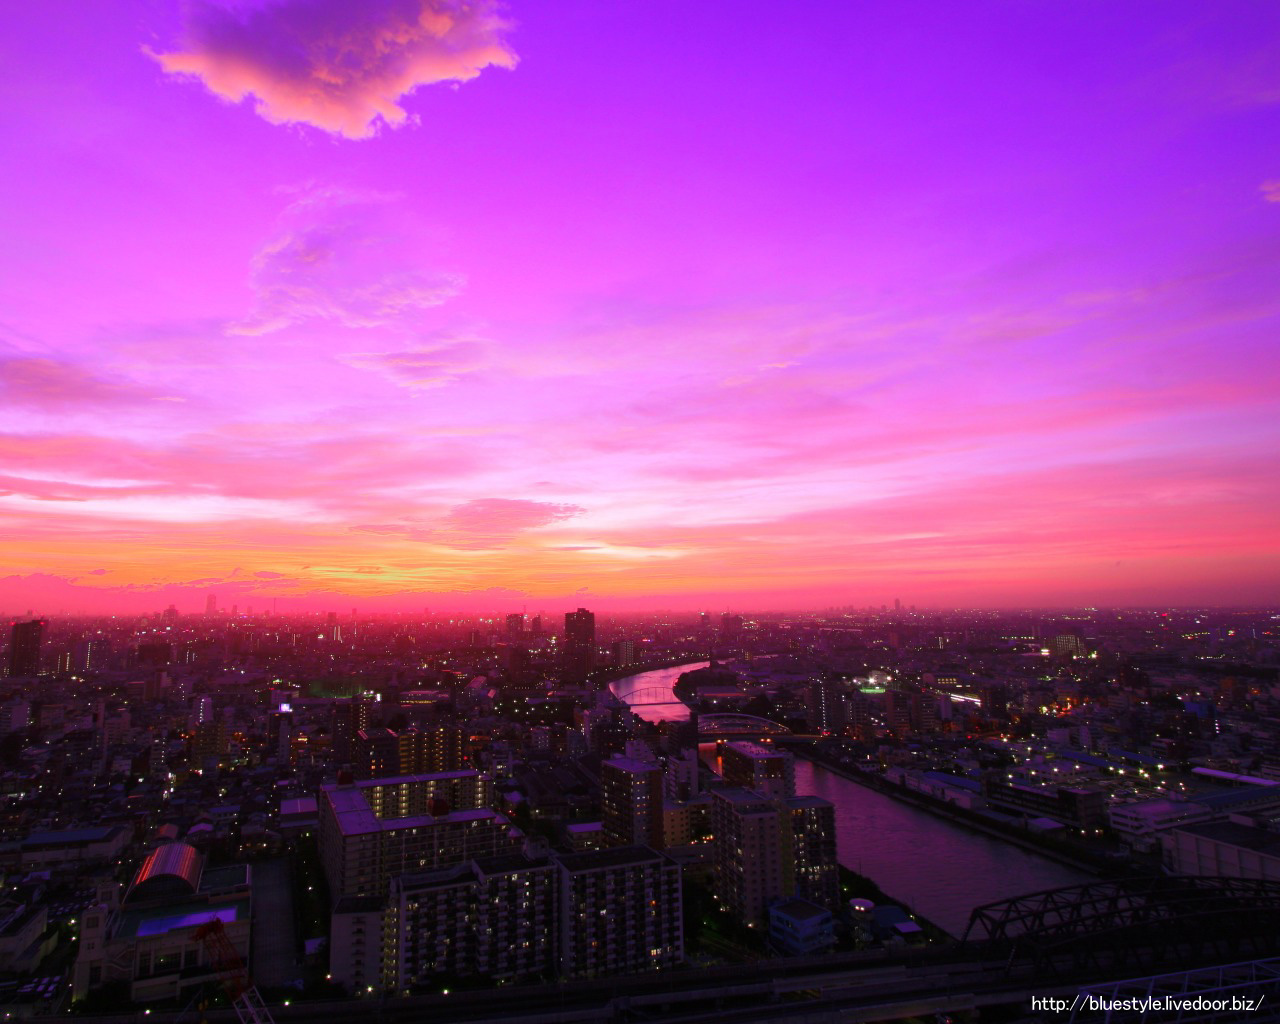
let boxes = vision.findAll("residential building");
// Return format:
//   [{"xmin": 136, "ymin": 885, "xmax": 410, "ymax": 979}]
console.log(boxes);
[
  {"xmin": 556, "ymin": 846, "xmax": 682, "ymax": 978},
  {"xmin": 601, "ymin": 757, "xmax": 664, "ymax": 848},
  {"xmin": 720, "ymin": 741, "xmax": 795, "ymax": 799}
]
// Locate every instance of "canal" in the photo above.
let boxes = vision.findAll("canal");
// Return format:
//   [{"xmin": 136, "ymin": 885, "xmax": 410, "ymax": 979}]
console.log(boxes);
[{"xmin": 613, "ymin": 661, "xmax": 1094, "ymax": 938}]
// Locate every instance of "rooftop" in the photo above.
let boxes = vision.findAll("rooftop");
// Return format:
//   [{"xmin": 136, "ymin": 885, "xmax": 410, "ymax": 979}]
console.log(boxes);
[
  {"xmin": 1176, "ymin": 821, "xmax": 1280, "ymax": 856},
  {"xmin": 280, "ymin": 796, "xmax": 318, "ymax": 817},
  {"xmin": 712, "ymin": 787, "xmax": 779, "ymax": 811},
  {"xmin": 321, "ymin": 770, "xmax": 483, "ymax": 792},
  {"xmin": 21, "ymin": 826, "xmax": 124, "ymax": 849},
  {"xmin": 556, "ymin": 845, "xmax": 668, "ymax": 873},
  {"xmin": 603, "ymin": 758, "xmax": 661, "ymax": 774},
  {"xmin": 116, "ymin": 896, "xmax": 248, "ymax": 940},
  {"xmin": 1194, "ymin": 787, "xmax": 1280, "ymax": 811},
  {"xmin": 770, "ymin": 898, "xmax": 829, "ymax": 922},
  {"xmin": 322, "ymin": 784, "xmax": 504, "ymax": 837}
]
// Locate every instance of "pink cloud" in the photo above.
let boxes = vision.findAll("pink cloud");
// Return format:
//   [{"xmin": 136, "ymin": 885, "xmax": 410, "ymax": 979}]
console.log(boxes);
[
  {"xmin": 0, "ymin": 357, "xmax": 160, "ymax": 410},
  {"xmin": 150, "ymin": 0, "xmax": 518, "ymax": 139},
  {"xmin": 344, "ymin": 335, "xmax": 485, "ymax": 389},
  {"xmin": 350, "ymin": 499, "xmax": 586, "ymax": 550}
]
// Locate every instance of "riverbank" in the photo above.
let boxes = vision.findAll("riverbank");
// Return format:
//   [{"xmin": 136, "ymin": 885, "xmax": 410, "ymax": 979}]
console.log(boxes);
[
  {"xmin": 838, "ymin": 866, "xmax": 954, "ymax": 944},
  {"xmin": 799, "ymin": 748, "xmax": 1108, "ymax": 878},
  {"xmin": 597, "ymin": 657, "xmax": 707, "ymax": 688}
]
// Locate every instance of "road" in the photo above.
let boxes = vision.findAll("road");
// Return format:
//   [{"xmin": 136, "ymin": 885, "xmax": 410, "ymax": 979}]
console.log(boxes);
[{"xmin": 250, "ymin": 858, "xmax": 301, "ymax": 991}]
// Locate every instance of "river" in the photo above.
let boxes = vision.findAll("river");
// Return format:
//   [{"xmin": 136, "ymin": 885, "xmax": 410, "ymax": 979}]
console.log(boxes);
[
  {"xmin": 609, "ymin": 661, "xmax": 703, "ymax": 722},
  {"xmin": 613, "ymin": 662, "xmax": 1094, "ymax": 937}
]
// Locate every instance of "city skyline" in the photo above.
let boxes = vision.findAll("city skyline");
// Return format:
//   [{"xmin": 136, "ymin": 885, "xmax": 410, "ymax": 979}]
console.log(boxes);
[{"xmin": 3, "ymin": 1, "xmax": 1279, "ymax": 614}]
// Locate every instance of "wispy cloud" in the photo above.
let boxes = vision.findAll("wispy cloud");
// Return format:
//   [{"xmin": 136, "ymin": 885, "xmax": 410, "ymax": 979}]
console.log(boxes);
[
  {"xmin": 439, "ymin": 498, "xmax": 583, "ymax": 549},
  {"xmin": 0, "ymin": 356, "xmax": 164, "ymax": 410},
  {"xmin": 344, "ymin": 333, "xmax": 485, "ymax": 389},
  {"xmin": 231, "ymin": 186, "xmax": 463, "ymax": 335},
  {"xmin": 150, "ymin": 0, "xmax": 518, "ymax": 139}
]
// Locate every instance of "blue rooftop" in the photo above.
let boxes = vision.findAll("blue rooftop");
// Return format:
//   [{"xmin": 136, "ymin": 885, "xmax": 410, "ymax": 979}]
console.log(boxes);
[
  {"xmin": 1194, "ymin": 787, "xmax": 1280, "ymax": 811},
  {"xmin": 922, "ymin": 771, "xmax": 982, "ymax": 793},
  {"xmin": 117, "ymin": 896, "xmax": 248, "ymax": 939},
  {"xmin": 21, "ymin": 826, "xmax": 120, "ymax": 848}
]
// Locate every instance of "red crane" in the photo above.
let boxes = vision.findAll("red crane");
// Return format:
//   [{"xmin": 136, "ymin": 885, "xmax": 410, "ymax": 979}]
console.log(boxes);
[{"xmin": 192, "ymin": 917, "xmax": 276, "ymax": 1024}]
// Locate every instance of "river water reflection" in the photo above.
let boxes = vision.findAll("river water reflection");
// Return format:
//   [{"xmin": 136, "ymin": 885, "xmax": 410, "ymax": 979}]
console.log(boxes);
[{"xmin": 613, "ymin": 662, "xmax": 1093, "ymax": 937}]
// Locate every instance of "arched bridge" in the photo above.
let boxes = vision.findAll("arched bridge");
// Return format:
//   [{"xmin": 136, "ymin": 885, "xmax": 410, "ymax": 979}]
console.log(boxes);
[
  {"xmin": 698, "ymin": 713, "xmax": 792, "ymax": 736},
  {"xmin": 618, "ymin": 685, "xmax": 689, "ymax": 707}
]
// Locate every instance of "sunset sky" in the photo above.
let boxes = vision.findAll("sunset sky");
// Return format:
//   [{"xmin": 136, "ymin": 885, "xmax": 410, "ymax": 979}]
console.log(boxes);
[{"xmin": 1, "ymin": 0, "xmax": 1278, "ymax": 614}]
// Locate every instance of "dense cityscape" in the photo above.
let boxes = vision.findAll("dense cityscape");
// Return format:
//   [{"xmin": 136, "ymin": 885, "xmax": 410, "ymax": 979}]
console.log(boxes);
[
  {"xmin": 6, "ymin": 0, "xmax": 1280, "ymax": 1021},
  {"xmin": 0, "ymin": 603, "xmax": 1277, "ymax": 1019}
]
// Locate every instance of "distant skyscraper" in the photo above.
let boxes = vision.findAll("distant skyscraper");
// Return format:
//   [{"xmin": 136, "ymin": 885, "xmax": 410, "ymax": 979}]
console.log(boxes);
[
  {"xmin": 7, "ymin": 619, "xmax": 45, "ymax": 678},
  {"xmin": 563, "ymin": 607, "xmax": 595, "ymax": 684},
  {"xmin": 205, "ymin": 594, "xmax": 217, "ymax": 615},
  {"xmin": 353, "ymin": 727, "xmax": 399, "ymax": 780},
  {"xmin": 506, "ymin": 613, "xmax": 524, "ymax": 635},
  {"xmin": 1054, "ymin": 633, "xmax": 1087, "ymax": 658},
  {"xmin": 331, "ymin": 699, "xmax": 372, "ymax": 763},
  {"xmin": 267, "ymin": 705, "xmax": 294, "ymax": 762},
  {"xmin": 76, "ymin": 638, "xmax": 100, "ymax": 672},
  {"xmin": 612, "ymin": 639, "xmax": 635, "ymax": 667}
]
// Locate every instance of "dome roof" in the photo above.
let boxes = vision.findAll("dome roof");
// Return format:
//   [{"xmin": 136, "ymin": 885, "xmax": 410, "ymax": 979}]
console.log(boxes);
[{"xmin": 125, "ymin": 842, "xmax": 203, "ymax": 903}]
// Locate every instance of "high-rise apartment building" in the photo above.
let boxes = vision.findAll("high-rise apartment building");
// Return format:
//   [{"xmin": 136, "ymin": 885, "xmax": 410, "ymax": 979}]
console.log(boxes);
[
  {"xmin": 191, "ymin": 719, "xmax": 230, "ymax": 769},
  {"xmin": 7, "ymin": 619, "xmax": 45, "ymax": 678},
  {"xmin": 319, "ymin": 772, "xmax": 511, "ymax": 899},
  {"xmin": 266, "ymin": 704, "xmax": 293, "ymax": 761},
  {"xmin": 711, "ymin": 789, "xmax": 791, "ymax": 927},
  {"xmin": 556, "ymin": 846, "xmax": 682, "ymax": 978},
  {"xmin": 710, "ymin": 788, "xmax": 839, "ymax": 927},
  {"xmin": 339, "ymin": 844, "xmax": 685, "ymax": 994},
  {"xmin": 330, "ymin": 699, "xmax": 372, "ymax": 764},
  {"xmin": 353, "ymin": 727, "xmax": 399, "ymax": 779},
  {"xmin": 885, "ymin": 689, "xmax": 913, "ymax": 736},
  {"xmin": 399, "ymin": 723, "xmax": 465, "ymax": 775},
  {"xmin": 720, "ymin": 741, "xmax": 795, "ymax": 799},
  {"xmin": 376, "ymin": 852, "xmax": 559, "ymax": 993},
  {"xmin": 809, "ymin": 679, "xmax": 873, "ymax": 736},
  {"xmin": 353, "ymin": 725, "xmax": 466, "ymax": 779},
  {"xmin": 562, "ymin": 607, "xmax": 595, "ymax": 683},
  {"xmin": 1054, "ymin": 633, "xmax": 1087, "ymax": 658},
  {"xmin": 601, "ymin": 757, "xmax": 664, "ymax": 848},
  {"xmin": 786, "ymin": 796, "xmax": 840, "ymax": 913}
]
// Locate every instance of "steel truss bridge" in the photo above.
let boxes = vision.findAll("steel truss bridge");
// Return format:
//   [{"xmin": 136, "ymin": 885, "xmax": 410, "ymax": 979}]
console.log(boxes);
[{"xmin": 963, "ymin": 875, "xmax": 1280, "ymax": 977}]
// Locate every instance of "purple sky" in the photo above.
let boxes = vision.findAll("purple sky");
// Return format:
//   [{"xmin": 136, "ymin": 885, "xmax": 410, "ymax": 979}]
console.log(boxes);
[{"xmin": 1, "ymin": 0, "xmax": 1278, "ymax": 614}]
